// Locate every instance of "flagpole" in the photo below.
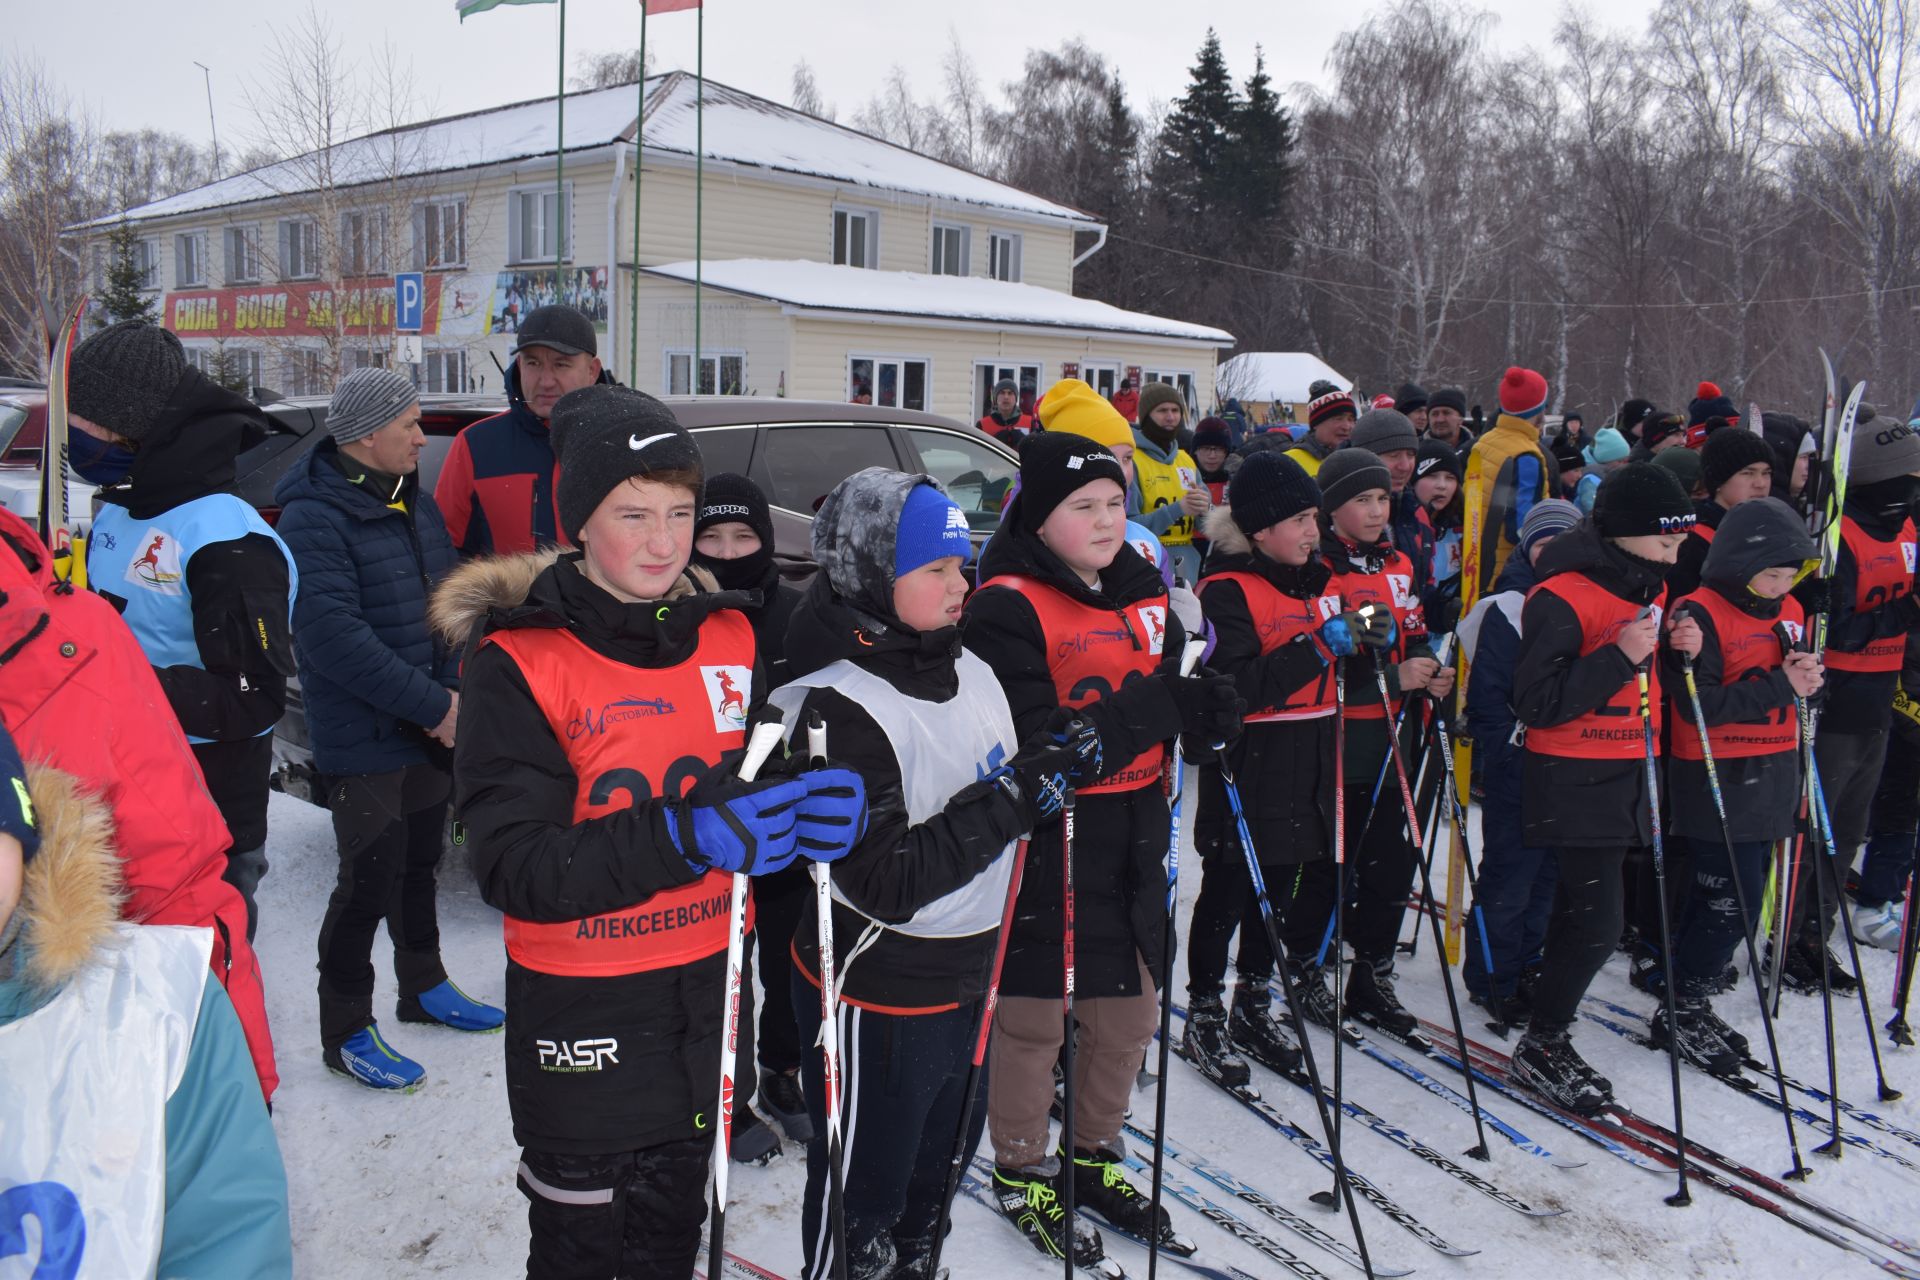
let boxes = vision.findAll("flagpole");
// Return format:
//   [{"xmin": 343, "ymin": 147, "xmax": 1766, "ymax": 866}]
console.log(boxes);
[
  {"xmin": 555, "ymin": 0, "xmax": 566, "ymax": 295},
  {"xmin": 694, "ymin": 0, "xmax": 704, "ymax": 384},
  {"xmin": 628, "ymin": 1, "xmax": 647, "ymax": 384}
]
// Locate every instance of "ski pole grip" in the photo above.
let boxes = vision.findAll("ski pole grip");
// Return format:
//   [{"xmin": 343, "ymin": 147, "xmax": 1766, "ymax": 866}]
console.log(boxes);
[
  {"xmin": 1179, "ymin": 637, "xmax": 1207, "ymax": 678},
  {"xmin": 738, "ymin": 720, "xmax": 786, "ymax": 783},
  {"xmin": 806, "ymin": 711, "xmax": 828, "ymax": 768}
]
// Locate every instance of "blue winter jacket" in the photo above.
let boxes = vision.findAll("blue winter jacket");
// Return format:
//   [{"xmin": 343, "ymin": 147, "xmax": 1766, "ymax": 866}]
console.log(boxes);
[
  {"xmin": 1463, "ymin": 547, "xmax": 1539, "ymax": 761},
  {"xmin": 273, "ymin": 439, "xmax": 461, "ymax": 777}
]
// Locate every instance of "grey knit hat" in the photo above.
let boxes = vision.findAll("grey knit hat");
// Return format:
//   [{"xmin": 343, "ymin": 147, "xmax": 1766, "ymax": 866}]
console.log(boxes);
[
  {"xmin": 1318, "ymin": 447, "xmax": 1391, "ymax": 512},
  {"xmin": 1850, "ymin": 417, "xmax": 1920, "ymax": 486},
  {"xmin": 1350, "ymin": 408, "xmax": 1419, "ymax": 458},
  {"xmin": 327, "ymin": 367, "xmax": 419, "ymax": 445},
  {"xmin": 69, "ymin": 320, "xmax": 188, "ymax": 442}
]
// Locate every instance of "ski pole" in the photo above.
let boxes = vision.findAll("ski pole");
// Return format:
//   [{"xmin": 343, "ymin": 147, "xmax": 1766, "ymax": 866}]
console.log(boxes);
[
  {"xmin": 1890, "ymin": 861, "xmax": 1920, "ymax": 1048},
  {"xmin": 1216, "ymin": 727, "xmax": 1377, "ymax": 1280},
  {"xmin": 707, "ymin": 720, "xmax": 789, "ymax": 1278},
  {"xmin": 1636, "ymin": 664, "xmax": 1692, "ymax": 1207},
  {"xmin": 1676, "ymin": 650, "xmax": 1810, "ymax": 1180},
  {"xmin": 1061, "ymin": 763, "xmax": 1080, "ymax": 1280},
  {"xmin": 1328, "ymin": 655, "xmax": 1349, "ymax": 1205},
  {"xmin": 1373, "ymin": 664, "xmax": 1492, "ymax": 1162},
  {"xmin": 928, "ymin": 832, "xmax": 1032, "ymax": 1280},
  {"xmin": 1807, "ymin": 752, "xmax": 1903, "ymax": 1102},
  {"xmin": 1149, "ymin": 639, "xmax": 1208, "ymax": 1280},
  {"xmin": 1796, "ymin": 702, "xmax": 1845, "ymax": 1156},
  {"xmin": 805, "ymin": 713, "xmax": 850, "ymax": 1280},
  {"xmin": 1415, "ymin": 642, "xmax": 1502, "ymax": 1030}
]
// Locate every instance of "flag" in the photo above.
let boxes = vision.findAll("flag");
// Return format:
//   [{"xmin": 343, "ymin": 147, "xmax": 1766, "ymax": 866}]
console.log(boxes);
[
  {"xmin": 644, "ymin": 0, "xmax": 702, "ymax": 11},
  {"xmin": 454, "ymin": 0, "xmax": 556, "ymax": 21}
]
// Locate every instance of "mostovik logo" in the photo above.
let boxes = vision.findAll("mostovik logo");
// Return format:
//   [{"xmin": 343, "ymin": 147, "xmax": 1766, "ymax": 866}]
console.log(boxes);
[
  {"xmin": 536, "ymin": 1037, "xmax": 620, "ymax": 1071},
  {"xmin": 125, "ymin": 529, "xmax": 184, "ymax": 594},
  {"xmin": 700, "ymin": 664, "xmax": 752, "ymax": 732}
]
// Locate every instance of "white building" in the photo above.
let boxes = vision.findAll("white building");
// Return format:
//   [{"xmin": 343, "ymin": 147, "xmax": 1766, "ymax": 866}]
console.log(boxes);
[{"xmin": 77, "ymin": 73, "xmax": 1231, "ymax": 423}]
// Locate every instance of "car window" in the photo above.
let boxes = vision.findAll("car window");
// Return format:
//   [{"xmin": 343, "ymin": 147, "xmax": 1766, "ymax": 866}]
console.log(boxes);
[
  {"xmin": 904, "ymin": 427, "xmax": 1016, "ymax": 533},
  {"xmin": 691, "ymin": 424, "xmax": 756, "ymax": 478},
  {"xmin": 0, "ymin": 404, "xmax": 30, "ymax": 460},
  {"xmin": 1, "ymin": 406, "xmax": 41, "ymax": 464},
  {"xmin": 757, "ymin": 424, "xmax": 899, "ymax": 515}
]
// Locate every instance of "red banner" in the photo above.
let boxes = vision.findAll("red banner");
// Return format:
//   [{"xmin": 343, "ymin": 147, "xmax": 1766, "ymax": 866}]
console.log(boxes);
[{"xmin": 163, "ymin": 276, "xmax": 446, "ymax": 340}]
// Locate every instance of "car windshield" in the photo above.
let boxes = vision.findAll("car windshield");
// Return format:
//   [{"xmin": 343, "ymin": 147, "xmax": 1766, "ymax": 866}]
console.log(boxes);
[{"xmin": 904, "ymin": 427, "xmax": 1016, "ymax": 533}]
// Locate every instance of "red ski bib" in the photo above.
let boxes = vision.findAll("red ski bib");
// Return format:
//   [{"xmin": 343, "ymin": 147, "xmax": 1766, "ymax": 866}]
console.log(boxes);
[
  {"xmin": 1199, "ymin": 571, "xmax": 1342, "ymax": 721},
  {"xmin": 1524, "ymin": 573, "xmax": 1666, "ymax": 759},
  {"xmin": 1325, "ymin": 547, "xmax": 1426, "ymax": 722},
  {"xmin": 1670, "ymin": 587, "xmax": 1802, "ymax": 760},
  {"xmin": 1825, "ymin": 516, "xmax": 1917, "ymax": 673}
]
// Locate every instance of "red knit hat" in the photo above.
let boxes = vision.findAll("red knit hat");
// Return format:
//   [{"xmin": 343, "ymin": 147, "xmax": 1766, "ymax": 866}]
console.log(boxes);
[
  {"xmin": 1371, "ymin": 393, "xmax": 1397, "ymax": 409},
  {"xmin": 1498, "ymin": 366, "xmax": 1549, "ymax": 419}
]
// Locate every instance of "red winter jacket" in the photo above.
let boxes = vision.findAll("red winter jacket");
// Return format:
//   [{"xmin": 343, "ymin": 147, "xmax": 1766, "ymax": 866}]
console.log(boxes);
[{"xmin": 0, "ymin": 507, "xmax": 277, "ymax": 1100}]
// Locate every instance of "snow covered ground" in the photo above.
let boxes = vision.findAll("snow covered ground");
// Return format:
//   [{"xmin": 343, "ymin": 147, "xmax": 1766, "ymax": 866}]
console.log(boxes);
[{"xmin": 255, "ymin": 777, "xmax": 1920, "ymax": 1279}]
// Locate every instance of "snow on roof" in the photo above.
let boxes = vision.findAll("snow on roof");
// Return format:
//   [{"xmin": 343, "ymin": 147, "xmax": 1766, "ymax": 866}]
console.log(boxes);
[
  {"xmin": 1216, "ymin": 351, "xmax": 1351, "ymax": 402},
  {"xmin": 86, "ymin": 73, "xmax": 1092, "ymax": 229},
  {"xmin": 641, "ymin": 258, "xmax": 1234, "ymax": 345}
]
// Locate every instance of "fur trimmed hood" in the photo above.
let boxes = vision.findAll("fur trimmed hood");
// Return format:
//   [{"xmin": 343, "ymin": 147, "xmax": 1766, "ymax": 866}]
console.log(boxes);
[
  {"xmin": 6, "ymin": 765, "xmax": 123, "ymax": 993},
  {"xmin": 1202, "ymin": 506, "xmax": 1251, "ymax": 555},
  {"xmin": 429, "ymin": 548, "xmax": 719, "ymax": 646}
]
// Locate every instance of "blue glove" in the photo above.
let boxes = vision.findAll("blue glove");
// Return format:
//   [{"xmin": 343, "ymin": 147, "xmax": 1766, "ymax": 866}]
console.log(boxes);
[
  {"xmin": 1320, "ymin": 615, "xmax": 1358, "ymax": 658},
  {"xmin": 671, "ymin": 772, "xmax": 809, "ymax": 875},
  {"xmin": 1044, "ymin": 708, "xmax": 1102, "ymax": 782},
  {"xmin": 792, "ymin": 767, "xmax": 868, "ymax": 863}
]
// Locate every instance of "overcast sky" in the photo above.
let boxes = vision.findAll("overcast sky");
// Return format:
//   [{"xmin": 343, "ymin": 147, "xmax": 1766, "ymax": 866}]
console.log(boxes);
[{"xmin": 21, "ymin": 0, "xmax": 1655, "ymax": 158}]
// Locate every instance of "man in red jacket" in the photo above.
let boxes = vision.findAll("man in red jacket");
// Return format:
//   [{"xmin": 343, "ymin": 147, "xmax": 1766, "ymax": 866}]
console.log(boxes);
[{"xmin": 0, "ymin": 506, "xmax": 278, "ymax": 1101}]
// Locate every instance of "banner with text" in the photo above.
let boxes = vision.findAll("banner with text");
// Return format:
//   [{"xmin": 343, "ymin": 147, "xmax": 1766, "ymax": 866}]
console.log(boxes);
[{"xmin": 163, "ymin": 274, "xmax": 490, "ymax": 340}]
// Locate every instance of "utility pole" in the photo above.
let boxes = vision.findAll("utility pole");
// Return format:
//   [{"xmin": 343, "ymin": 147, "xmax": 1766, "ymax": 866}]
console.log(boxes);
[{"xmin": 193, "ymin": 61, "xmax": 220, "ymax": 177}]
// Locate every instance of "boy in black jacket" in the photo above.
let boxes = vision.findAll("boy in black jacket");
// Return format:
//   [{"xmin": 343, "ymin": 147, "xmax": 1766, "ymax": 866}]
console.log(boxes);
[{"xmin": 1508, "ymin": 463, "xmax": 1703, "ymax": 1114}]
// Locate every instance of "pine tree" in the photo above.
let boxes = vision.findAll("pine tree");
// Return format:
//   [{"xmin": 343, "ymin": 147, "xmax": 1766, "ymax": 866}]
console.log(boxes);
[
  {"xmin": 1227, "ymin": 48, "xmax": 1295, "ymax": 260},
  {"xmin": 99, "ymin": 221, "xmax": 158, "ymax": 325},
  {"xmin": 1153, "ymin": 30, "xmax": 1240, "ymax": 223}
]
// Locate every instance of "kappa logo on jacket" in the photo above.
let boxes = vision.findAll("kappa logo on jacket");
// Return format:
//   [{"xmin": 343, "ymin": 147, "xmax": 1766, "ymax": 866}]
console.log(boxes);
[
  {"xmin": 124, "ymin": 529, "xmax": 184, "ymax": 594},
  {"xmin": 536, "ymin": 1037, "xmax": 620, "ymax": 1072},
  {"xmin": 700, "ymin": 664, "xmax": 752, "ymax": 732}
]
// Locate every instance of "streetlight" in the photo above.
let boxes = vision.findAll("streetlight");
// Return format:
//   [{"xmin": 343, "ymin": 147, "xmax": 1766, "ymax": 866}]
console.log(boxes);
[{"xmin": 192, "ymin": 61, "xmax": 220, "ymax": 178}]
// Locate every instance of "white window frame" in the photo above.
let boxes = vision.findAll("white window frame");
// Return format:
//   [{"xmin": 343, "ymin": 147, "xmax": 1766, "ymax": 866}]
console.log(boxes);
[
  {"xmin": 344, "ymin": 346, "xmax": 391, "ymax": 373},
  {"xmin": 848, "ymin": 353, "xmax": 932, "ymax": 412},
  {"xmin": 507, "ymin": 182, "xmax": 574, "ymax": 266},
  {"xmin": 417, "ymin": 197, "xmax": 467, "ymax": 270},
  {"xmin": 930, "ymin": 221, "xmax": 970, "ymax": 276},
  {"xmin": 228, "ymin": 346, "xmax": 264, "ymax": 390},
  {"xmin": 974, "ymin": 360, "xmax": 1042, "ymax": 418},
  {"xmin": 989, "ymin": 230, "xmax": 1022, "ymax": 283},
  {"xmin": 174, "ymin": 231, "xmax": 207, "ymax": 287},
  {"xmin": 279, "ymin": 219, "xmax": 321, "ymax": 281},
  {"xmin": 342, "ymin": 208, "xmax": 390, "ymax": 277},
  {"xmin": 131, "ymin": 237, "xmax": 160, "ymax": 290},
  {"xmin": 1081, "ymin": 362, "xmax": 1121, "ymax": 399},
  {"xmin": 833, "ymin": 206, "xmax": 878, "ymax": 269},
  {"xmin": 280, "ymin": 348, "xmax": 325, "ymax": 397},
  {"xmin": 425, "ymin": 348, "xmax": 469, "ymax": 394},
  {"xmin": 664, "ymin": 348, "xmax": 747, "ymax": 396},
  {"xmin": 225, "ymin": 225, "xmax": 263, "ymax": 284}
]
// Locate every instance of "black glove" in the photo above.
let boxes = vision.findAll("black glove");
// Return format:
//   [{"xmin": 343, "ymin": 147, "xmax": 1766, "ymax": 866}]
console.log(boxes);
[
  {"xmin": 1342, "ymin": 605, "xmax": 1397, "ymax": 650},
  {"xmin": 1042, "ymin": 707, "xmax": 1103, "ymax": 783},
  {"xmin": 991, "ymin": 729, "xmax": 1077, "ymax": 825},
  {"xmin": 1793, "ymin": 575, "xmax": 1831, "ymax": 617},
  {"xmin": 1160, "ymin": 667, "xmax": 1246, "ymax": 747}
]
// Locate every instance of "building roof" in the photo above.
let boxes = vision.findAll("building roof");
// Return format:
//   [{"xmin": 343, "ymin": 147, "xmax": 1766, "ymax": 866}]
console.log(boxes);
[
  {"xmin": 1215, "ymin": 351, "xmax": 1351, "ymax": 402},
  {"xmin": 84, "ymin": 73, "xmax": 1095, "ymax": 229},
  {"xmin": 641, "ymin": 258, "xmax": 1234, "ymax": 345}
]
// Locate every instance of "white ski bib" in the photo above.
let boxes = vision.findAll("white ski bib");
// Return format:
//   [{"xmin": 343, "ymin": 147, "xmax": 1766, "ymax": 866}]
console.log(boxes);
[{"xmin": 0, "ymin": 924, "xmax": 210, "ymax": 1279}]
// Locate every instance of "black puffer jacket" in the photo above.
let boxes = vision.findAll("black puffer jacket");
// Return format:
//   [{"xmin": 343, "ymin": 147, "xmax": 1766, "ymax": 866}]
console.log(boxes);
[{"xmin": 962, "ymin": 513, "xmax": 1187, "ymax": 1001}]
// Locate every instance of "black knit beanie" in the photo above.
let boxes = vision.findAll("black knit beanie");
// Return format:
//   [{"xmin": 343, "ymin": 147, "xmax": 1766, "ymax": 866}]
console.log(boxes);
[
  {"xmin": 551, "ymin": 385, "xmax": 703, "ymax": 542},
  {"xmin": 1414, "ymin": 437, "xmax": 1462, "ymax": 483},
  {"xmin": 1594, "ymin": 462, "xmax": 1697, "ymax": 538},
  {"xmin": 693, "ymin": 471, "xmax": 777, "ymax": 591},
  {"xmin": 1228, "ymin": 450, "xmax": 1322, "ymax": 536},
  {"xmin": 1700, "ymin": 427, "xmax": 1777, "ymax": 497},
  {"xmin": 1428, "ymin": 387, "xmax": 1467, "ymax": 416},
  {"xmin": 69, "ymin": 320, "xmax": 188, "ymax": 442},
  {"xmin": 1317, "ymin": 447, "xmax": 1392, "ymax": 513},
  {"xmin": 1016, "ymin": 431, "xmax": 1128, "ymax": 533},
  {"xmin": 1393, "ymin": 382, "xmax": 1429, "ymax": 414}
]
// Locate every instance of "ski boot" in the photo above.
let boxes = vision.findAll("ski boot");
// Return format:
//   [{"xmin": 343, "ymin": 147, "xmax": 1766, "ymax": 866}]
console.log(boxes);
[
  {"xmin": 1071, "ymin": 1147, "xmax": 1197, "ymax": 1256},
  {"xmin": 396, "ymin": 979, "xmax": 504, "ymax": 1032},
  {"xmin": 326, "ymin": 1023, "xmax": 425, "ymax": 1092},
  {"xmin": 757, "ymin": 1066, "xmax": 815, "ymax": 1144},
  {"xmin": 991, "ymin": 1160, "xmax": 1107, "ymax": 1271},
  {"xmin": 1628, "ymin": 951, "xmax": 1665, "ymax": 997},
  {"xmin": 1783, "ymin": 941, "xmax": 1859, "ymax": 994},
  {"xmin": 1470, "ymin": 988, "xmax": 1530, "ymax": 1037},
  {"xmin": 1853, "ymin": 900, "xmax": 1905, "ymax": 951},
  {"xmin": 1511, "ymin": 1025, "xmax": 1610, "ymax": 1116},
  {"xmin": 1696, "ymin": 1002, "xmax": 1750, "ymax": 1058},
  {"xmin": 1345, "ymin": 957, "xmax": 1420, "ymax": 1041},
  {"xmin": 1284, "ymin": 960, "xmax": 1342, "ymax": 1032},
  {"xmin": 731, "ymin": 1108, "xmax": 782, "ymax": 1166},
  {"xmin": 1228, "ymin": 980, "xmax": 1300, "ymax": 1075},
  {"xmin": 1183, "ymin": 992, "xmax": 1252, "ymax": 1086},
  {"xmin": 1650, "ymin": 996, "xmax": 1742, "ymax": 1076}
]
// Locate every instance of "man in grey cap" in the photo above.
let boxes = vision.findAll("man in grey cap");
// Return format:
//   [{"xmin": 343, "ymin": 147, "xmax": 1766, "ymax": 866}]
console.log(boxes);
[
  {"xmin": 1351, "ymin": 406, "xmax": 1447, "ymax": 628},
  {"xmin": 70, "ymin": 319, "xmax": 297, "ymax": 942},
  {"xmin": 434, "ymin": 304, "xmax": 612, "ymax": 556},
  {"xmin": 275, "ymin": 366, "xmax": 502, "ymax": 1091}
]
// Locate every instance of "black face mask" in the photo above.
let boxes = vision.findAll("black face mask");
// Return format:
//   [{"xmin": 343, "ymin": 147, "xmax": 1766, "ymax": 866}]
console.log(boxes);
[
  {"xmin": 694, "ymin": 543, "xmax": 774, "ymax": 594},
  {"xmin": 69, "ymin": 429, "xmax": 137, "ymax": 485},
  {"xmin": 1854, "ymin": 475, "xmax": 1920, "ymax": 524}
]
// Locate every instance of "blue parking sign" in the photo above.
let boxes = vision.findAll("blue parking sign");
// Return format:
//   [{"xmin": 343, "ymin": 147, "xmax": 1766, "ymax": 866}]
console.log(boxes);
[{"xmin": 394, "ymin": 272, "xmax": 425, "ymax": 332}]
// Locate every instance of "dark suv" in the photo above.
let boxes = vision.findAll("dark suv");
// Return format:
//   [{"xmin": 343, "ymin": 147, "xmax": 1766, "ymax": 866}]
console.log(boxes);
[{"xmin": 260, "ymin": 395, "xmax": 1019, "ymax": 802}]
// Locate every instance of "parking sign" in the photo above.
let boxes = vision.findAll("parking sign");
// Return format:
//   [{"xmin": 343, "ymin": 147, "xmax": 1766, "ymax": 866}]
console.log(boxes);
[{"xmin": 394, "ymin": 272, "xmax": 425, "ymax": 332}]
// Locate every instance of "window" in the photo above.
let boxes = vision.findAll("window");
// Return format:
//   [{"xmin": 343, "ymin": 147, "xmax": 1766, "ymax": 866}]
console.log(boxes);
[
  {"xmin": 418, "ymin": 198, "xmax": 466, "ymax": 269},
  {"xmin": 509, "ymin": 183, "xmax": 572, "ymax": 265},
  {"xmin": 175, "ymin": 232, "xmax": 207, "ymax": 287},
  {"xmin": 688, "ymin": 424, "xmax": 755, "ymax": 476},
  {"xmin": 989, "ymin": 231, "xmax": 1022, "ymax": 282},
  {"xmin": 425, "ymin": 349, "xmax": 469, "ymax": 393},
  {"xmin": 931, "ymin": 222, "xmax": 969, "ymax": 276},
  {"xmin": 848, "ymin": 356, "xmax": 928, "ymax": 411},
  {"xmin": 225, "ymin": 226, "xmax": 262, "ymax": 283},
  {"xmin": 665, "ymin": 350, "xmax": 746, "ymax": 396},
  {"xmin": 759, "ymin": 424, "xmax": 898, "ymax": 515},
  {"xmin": 343, "ymin": 346, "xmax": 390, "ymax": 372},
  {"xmin": 974, "ymin": 362, "xmax": 1042, "ymax": 419},
  {"xmin": 833, "ymin": 208, "xmax": 876, "ymax": 269},
  {"xmin": 280, "ymin": 220, "xmax": 320, "ymax": 280},
  {"xmin": 131, "ymin": 238, "xmax": 159, "ymax": 289},
  {"xmin": 228, "ymin": 347, "xmax": 263, "ymax": 390},
  {"xmin": 1082, "ymin": 363, "xmax": 1119, "ymax": 399},
  {"xmin": 280, "ymin": 349, "xmax": 325, "ymax": 397},
  {"xmin": 342, "ymin": 209, "xmax": 390, "ymax": 277},
  {"xmin": 905, "ymin": 427, "xmax": 1016, "ymax": 534}
]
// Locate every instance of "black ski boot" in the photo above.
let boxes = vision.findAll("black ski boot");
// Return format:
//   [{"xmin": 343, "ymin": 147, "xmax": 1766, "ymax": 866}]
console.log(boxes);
[
  {"xmin": 1696, "ymin": 1001, "xmax": 1750, "ymax": 1058},
  {"xmin": 1628, "ymin": 951, "xmax": 1665, "ymax": 996},
  {"xmin": 758, "ymin": 1066, "xmax": 814, "ymax": 1144},
  {"xmin": 1511, "ymin": 1025, "xmax": 1611, "ymax": 1116},
  {"xmin": 1345, "ymin": 958, "xmax": 1420, "ymax": 1041},
  {"xmin": 1071, "ymin": 1147, "xmax": 1197, "ymax": 1256},
  {"xmin": 1285, "ymin": 960, "xmax": 1341, "ymax": 1032},
  {"xmin": 1650, "ymin": 997, "xmax": 1742, "ymax": 1076},
  {"xmin": 990, "ymin": 1160, "xmax": 1106, "ymax": 1270},
  {"xmin": 1183, "ymin": 992, "xmax": 1252, "ymax": 1087},
  {"xmin": 1227, "ymin": 980, "xmax": 1300, "ymax": 1074},
  {"xmin": 1784, "ymin": 941, "xmax": 1859, "ymax": 994}
]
